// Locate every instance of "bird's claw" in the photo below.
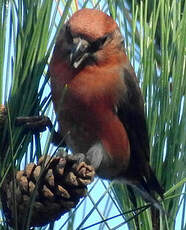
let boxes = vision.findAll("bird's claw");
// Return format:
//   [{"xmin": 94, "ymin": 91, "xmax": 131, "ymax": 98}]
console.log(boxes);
[
  {"xmin": 76, "ymin": 162, "xmax": 95, "ymax": 179},
  {"xmin": 65, "ymin": 153, "xmax": 95, "ymax": 182},
  {"xmin": 66, "ymin": 153, "xmax": 86, "ymax": 165}
]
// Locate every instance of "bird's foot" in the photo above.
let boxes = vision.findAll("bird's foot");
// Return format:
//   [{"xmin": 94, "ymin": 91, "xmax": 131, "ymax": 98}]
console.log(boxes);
[
  {"xmin": 65, "ymin": 153, "xmax": 86, "ymax": 165},
  {"xmin": 65, "ymin": 153, "xmax": 95, "ymax": 183}
]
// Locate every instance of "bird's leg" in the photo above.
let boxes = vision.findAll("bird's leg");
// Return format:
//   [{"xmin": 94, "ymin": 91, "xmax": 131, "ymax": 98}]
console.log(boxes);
[
  {"xmin": 57, "ymin": 143, "xmax": 104, "ymax": 172},
  {"xmin": 56, "ymin": 149, "xmax": 94, "ymax": 179},
  {"xmin": 65, "ymin": 153, "xmax": 87, "ymax": 166},
  {"xmin": 16, "ymin": 116, "xmax": 65, "ymax": 146},
  {"xmin": 56, "ymin": 143, "xmax": 102, "ymax": 174}
]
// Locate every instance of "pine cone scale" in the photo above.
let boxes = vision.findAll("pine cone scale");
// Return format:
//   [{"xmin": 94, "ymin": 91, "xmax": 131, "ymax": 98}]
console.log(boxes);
[{"xmin": 1, "ymin": 154, "xmax": 95, "ymax": 228}]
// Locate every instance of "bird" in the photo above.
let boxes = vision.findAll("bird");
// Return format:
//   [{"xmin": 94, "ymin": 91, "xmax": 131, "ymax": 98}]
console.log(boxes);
[{"xmin": 49, "ymin": 8, "xmax": 164, "ymax": 210}]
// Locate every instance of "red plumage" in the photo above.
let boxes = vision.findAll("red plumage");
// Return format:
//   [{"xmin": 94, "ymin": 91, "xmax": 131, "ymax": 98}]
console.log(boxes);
[{"xmin": 50, "ymin": 8, "xmax": 164, "ymax": 210}]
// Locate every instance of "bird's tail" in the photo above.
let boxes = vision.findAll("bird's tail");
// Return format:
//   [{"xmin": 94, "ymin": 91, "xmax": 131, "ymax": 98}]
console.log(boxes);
[{"xmin": 128, "ymin": 167, "xmax": 164, "ymax": 212}]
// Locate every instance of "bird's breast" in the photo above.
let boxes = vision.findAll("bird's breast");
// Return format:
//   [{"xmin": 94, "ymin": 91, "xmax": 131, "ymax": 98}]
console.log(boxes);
[
  {"xmin": 60, "ymin": 96, "xmax": 130, "ymax": 168},
  {"xmin": 51, "ymin": 59, "xmax": 130, "ymax": 168}
]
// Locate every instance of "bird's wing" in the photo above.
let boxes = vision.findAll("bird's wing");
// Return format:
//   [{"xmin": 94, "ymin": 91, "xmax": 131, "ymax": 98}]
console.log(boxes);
[
  {"xmin": 117, "ymin": 64, "xmax": 164, "ymax": 204},
  {"xmin": 118, "ymin": 64, "xmax": 150, "ymax": 165}
]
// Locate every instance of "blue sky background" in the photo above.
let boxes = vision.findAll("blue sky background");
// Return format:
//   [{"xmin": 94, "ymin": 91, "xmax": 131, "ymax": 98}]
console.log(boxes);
[{"xmin": 1, "ymin": 0, "xmax": 185, "ymax": 229}]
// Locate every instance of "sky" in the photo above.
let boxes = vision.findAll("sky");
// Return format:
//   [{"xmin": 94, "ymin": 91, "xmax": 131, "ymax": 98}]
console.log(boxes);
[{"xmin": 1, "ymin": 0, "xmax": 185, "ymax": 229}]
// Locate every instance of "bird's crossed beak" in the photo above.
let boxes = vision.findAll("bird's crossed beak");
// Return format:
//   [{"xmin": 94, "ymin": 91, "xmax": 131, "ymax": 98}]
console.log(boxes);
[{"xmin": 69, "ymin": 38, "xmax": 90, "ymax": 69}]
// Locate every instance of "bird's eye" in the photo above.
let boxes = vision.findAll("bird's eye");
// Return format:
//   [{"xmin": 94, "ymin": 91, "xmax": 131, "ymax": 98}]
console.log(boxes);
[
  {"xmin": 88, "ymin": 34, "xmax": 108, "ymax": 53},
  {"xmin": 66, "ymin": 25, "xmax": 73, "ymax": 43}
]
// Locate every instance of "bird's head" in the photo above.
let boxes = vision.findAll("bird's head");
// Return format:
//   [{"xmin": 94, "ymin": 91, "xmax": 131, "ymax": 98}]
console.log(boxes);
[{"xmin": 55, "ymin": 8, "xmax": 124, "ymax": 69}]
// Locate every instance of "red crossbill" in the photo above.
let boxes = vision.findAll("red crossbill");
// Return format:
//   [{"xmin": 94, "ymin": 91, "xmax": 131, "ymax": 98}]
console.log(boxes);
[{"xmin": 49, "ymin": 8, "xmax": 164, "ymax": 210}]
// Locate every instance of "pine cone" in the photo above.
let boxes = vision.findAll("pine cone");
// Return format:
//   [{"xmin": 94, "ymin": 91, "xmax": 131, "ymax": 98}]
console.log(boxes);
[{"xmin": 1, "ymin": 154, "xmax": 95, "ymax": 228}]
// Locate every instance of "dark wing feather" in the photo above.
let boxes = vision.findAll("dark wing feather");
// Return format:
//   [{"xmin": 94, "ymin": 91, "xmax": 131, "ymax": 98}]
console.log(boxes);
[
  {"xmin": 118, "ymin": 66, "xmax": 150, "ymax": 169},
  {"xmin": 117, "ymin": 65, "xmax": 164, "ymax": 203}
]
